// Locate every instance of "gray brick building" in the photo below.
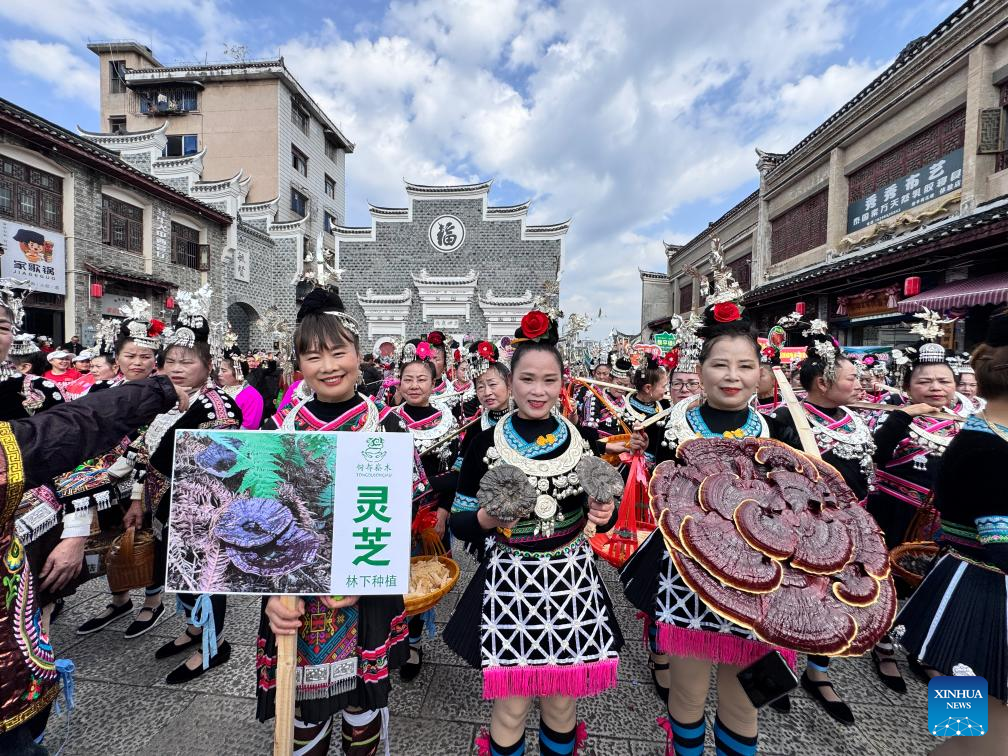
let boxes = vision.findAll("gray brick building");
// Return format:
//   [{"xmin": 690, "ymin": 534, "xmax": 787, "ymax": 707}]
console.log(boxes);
[
  {"xmin": 0, "ymin": 98, "xmax": 231, "ymax": 344},
  {"xmin": 334, "ymin": 180, "xmax": 568, "ymax": 348}
]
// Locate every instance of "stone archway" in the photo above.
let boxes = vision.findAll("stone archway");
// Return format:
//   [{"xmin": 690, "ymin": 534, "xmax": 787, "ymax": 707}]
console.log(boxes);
[{"xmin": 227, "ymin": 301, "xmax": 260, "ymax": 351}]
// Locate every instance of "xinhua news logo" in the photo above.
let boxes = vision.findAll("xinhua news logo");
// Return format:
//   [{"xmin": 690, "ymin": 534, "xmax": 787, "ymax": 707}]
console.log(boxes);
[{"xmin": 928, "ymin": 676, "xmax": 988, "ymax": 737}]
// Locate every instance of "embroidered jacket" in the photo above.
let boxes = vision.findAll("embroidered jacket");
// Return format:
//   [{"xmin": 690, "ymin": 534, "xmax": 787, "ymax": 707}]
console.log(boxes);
[{"xmin": 0, "ymin": 378, "xmax": 176, "ymax": 734}]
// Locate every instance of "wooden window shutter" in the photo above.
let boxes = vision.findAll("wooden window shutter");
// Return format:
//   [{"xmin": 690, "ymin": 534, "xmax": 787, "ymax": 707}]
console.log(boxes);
[{"xmin": 977, "ymin": 107, "xmax": 1005, "ymax": 154}]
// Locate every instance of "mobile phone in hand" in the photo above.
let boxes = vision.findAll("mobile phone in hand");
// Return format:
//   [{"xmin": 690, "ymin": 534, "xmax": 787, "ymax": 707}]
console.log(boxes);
[{"xmin": 736, "ymin": 651, "xmax": 799, "ymax": 709}]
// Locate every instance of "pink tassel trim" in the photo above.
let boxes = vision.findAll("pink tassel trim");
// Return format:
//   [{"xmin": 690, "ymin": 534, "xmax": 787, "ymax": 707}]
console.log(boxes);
[
  {"xmin": 573, "ymin": 721, "xmax": 588, "ymax": 755},
  {"xmin": 654, "ymin": 621, "xmax": 798, "ymax": 670},
  {"xmin": 475, "ymin": 728, "xmax": 491, "ymax": 756},
  {"xmin": 656, "ymin": 716, "xmax": 674, "ymax": 756},
  {"xmin": 482, "ymin": 658, "xmax": 619, "ymax": 700}
]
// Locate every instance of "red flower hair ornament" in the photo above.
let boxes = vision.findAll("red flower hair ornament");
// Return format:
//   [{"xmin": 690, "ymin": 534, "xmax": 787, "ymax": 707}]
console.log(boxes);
[
  {"xmin": 712, "ymin": 302, "xmax": 742, "ymax": 323},
  {"xmin": 520, "ymin": 310, "xmax": 551, "ymax": 340},
  {"xmin": 415, "ymin": 341, "xmax": 432, "ymax": 360},
  {"xmin": 477, "ymin": 341, "xmax": 496, "ymax": 359},
  {"xmin": 148, "ymin": 319, "xmax": 165, "ymax": 337},
  {"xmin": 659, "ymin": 347, "xmax": 680, "ymax": 371},
  {"xmin": 426, "ymin": 330, "xmax": 445, "ymax": 346}
]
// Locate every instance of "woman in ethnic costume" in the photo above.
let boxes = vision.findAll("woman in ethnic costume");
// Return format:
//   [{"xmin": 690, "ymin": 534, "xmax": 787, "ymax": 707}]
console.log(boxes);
[
  {"xmin": 215, "ymin": 346, "xmax": 264, "ymax": 430},
  {"xmin": 891, "ymin": 308, "xmax": 1008, "ymax": 755},
  {"xmin": 118, "ymin": 286, "xmax": 243, "ymax": 684},
  {"xmin": 620, "ymin": 266, "xmax": 802, "ymax": 756},
  {"xmin": 389, "ymin": 339, "xmax": 459, "ymax": 682},
  {"xmin": 766, "ymin": 321, "xmax": 876, "ymax": 725},
  {"xmin": 0, "ymin": 279, "xmax": 184, "ymax": 753},
  {"xmin": 70, "ymin": 309, "xmax": 166, "ymax": 637},
  {"xmin": 577, "ymin": 353, "xmax": 630, "ymax": 439},
  {"xmin": 455, "ymin": 340, "xmax": 511, "ymax": 464},
  {"xmin": 257, "ymin": 288, "xmax": 410, "ymax": 756},
  {"xmin": 865, "ymin": 309, "xmax": 965, "ymax": 693},
  {"xmin": 445, "ymin": 308, "xmax": 622, "ymax": 756}
]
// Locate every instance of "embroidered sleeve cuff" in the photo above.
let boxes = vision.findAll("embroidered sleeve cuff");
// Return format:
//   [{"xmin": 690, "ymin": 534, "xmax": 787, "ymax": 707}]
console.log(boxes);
[
  {"xmin": 452, "ymin": 493, "xmax": 479, "ymax": 513},
  {"xmin": 61, "ymin": 507, "xmax": 94, "ymax": 538},
  {"xmin": 976, "ymin": 515, "xmax": 1008, "ymax": 545}
]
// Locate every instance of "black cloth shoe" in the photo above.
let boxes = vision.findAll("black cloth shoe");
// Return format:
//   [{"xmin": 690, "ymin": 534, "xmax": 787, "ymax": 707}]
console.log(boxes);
[
  {"xmin": 155, "ymin": 627, "xmax": 203, "ymax": 660},
  {"xmin": 768, "ymin": 694, "xmax": 791, "ymax": 713},
  {"xmin": 165, "ymin": 641, "xmax": 231, "ymax": 685},
  {"xmin": 648, "ymin": 657, "xmax": 670, "ymax": 703},
  {"xmin": 399, "ymin": 645, "xmax": 423, "ymax": 682},
  {"xmin": 76, "ymin": 599, "xmax": 133, "ymax": 635},
  {"xmin": 123, "ymin": 602, "xmax": 165, "ymax": 639},
  {"xmin": 801, "ymin": 672, "xmax": 854, "ymax": 725},
  {"xmin": 871, "ymin": 648, "xmax": 907, "ymax": 693}
]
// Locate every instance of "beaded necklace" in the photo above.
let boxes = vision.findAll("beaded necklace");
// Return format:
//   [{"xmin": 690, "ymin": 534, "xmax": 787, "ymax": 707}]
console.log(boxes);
[
  {"xmin": 686, "ymin": 405, "xmax": 764, "ymax": 439},
  {"xmin": 502, "ymin": 414, "xmax": 569, "ymax": 457}
]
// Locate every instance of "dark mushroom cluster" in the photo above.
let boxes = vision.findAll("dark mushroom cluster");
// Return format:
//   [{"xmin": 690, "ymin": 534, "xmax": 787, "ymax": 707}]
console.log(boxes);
[
  {"xmin": 651, "ymin": 437, "xmax": 895, "ymax": 656},
  {"xmin": 478, "ymin": 464, "xmax": 537, "ymax": 521},
  {"xmin": 213, "ymin": 497, "xmax": 319, "ymax": 577}
]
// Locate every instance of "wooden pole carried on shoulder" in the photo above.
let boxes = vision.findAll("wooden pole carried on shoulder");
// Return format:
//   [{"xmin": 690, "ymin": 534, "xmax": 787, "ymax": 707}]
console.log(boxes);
[
  {"xmin": 273, "ymin": 595, "xmax": 298, "ymax": 755},
  {"xmin": 772, "ymin": 367, "xmax": 821, "ymax": 459}
]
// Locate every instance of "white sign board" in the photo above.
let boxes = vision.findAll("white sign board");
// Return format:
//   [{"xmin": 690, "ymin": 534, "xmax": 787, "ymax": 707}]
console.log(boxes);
[
  {"xmin": 165, "ymin": 429, "xmax": 412, "ymax": 595},
  {"xmin": 0, "ymin": 220, "xmax": 66, "ymax": 294}
]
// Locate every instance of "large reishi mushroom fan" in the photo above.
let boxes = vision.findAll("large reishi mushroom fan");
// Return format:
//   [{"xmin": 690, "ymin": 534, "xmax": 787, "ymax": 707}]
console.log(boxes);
[{"xmin": 651, "ymin": 437, "xmax": 895, "ymax": 656}]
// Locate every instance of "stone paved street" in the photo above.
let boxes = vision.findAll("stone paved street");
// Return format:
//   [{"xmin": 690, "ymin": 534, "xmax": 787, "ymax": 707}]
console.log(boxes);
[{"xmin": 46, "ymin": 551, "xmax": 940, "ymax": 755}]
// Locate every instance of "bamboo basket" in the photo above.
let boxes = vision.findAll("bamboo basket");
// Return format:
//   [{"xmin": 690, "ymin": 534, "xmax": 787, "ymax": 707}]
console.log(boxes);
[
  {"xmin": 105, "ymin": 526, "xmax": 156, "ymax": 593},
  {"xmin": 403, "ymin": 555, "xmax": 459, "ymax": 616},
  {"xmin": 890, "ymin": 541, "xmax": 940, "ymax": 588}
]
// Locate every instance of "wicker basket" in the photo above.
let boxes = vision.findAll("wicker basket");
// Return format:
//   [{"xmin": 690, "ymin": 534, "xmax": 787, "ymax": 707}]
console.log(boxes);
[
  {"xmin": 105, "ymin": 526, "xmax": 156, "ymax": 594},
  {"xmin": 890, "ymin": 541, "xmax": 940, "ymax": 588},
  {"xmin": 403, "ymin": 555, "xmax": 459, "ymax": 616}
]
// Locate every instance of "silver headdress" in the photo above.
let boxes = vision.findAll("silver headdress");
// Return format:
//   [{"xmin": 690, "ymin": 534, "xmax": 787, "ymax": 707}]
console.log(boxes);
[
  {"xmin": 947, "ymin": 353, "xmax": 974, "ymax": 376},
  {"xmin": 9, "ymin": 333, "xmax": 37, "ymax": 357},
  {"xmin": 676, "ymin": 312, "xmax": 704, "ymax": 373},
  {"xmin": 703, "ymin": 237, "xmax": 744, "ymax": 306},
  {"xmin": 907, "ymin": 308, "xmax": 953, "ymax": 365},
  {"xmin": 164, "ymin": 285, "xmax": 213, "ymax": 349},
  {"xmin": 0, "ymin": 278, "xmax": 32, "ymax": 331},
  {"xmin": 118, "ymin": 298, "xmax": 163, "ymax": 351}
]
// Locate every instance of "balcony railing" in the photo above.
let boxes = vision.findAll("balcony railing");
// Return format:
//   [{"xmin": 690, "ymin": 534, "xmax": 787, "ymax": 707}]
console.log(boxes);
[{"xmin": 130, "ymin": 87, "xmax": 198, "ymax": 116}]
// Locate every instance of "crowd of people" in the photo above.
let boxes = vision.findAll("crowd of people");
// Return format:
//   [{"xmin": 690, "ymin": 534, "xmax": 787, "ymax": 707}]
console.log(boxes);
[{"xmin": 0, "ymin": 255, "xmax": 1005, "ymax": 756}]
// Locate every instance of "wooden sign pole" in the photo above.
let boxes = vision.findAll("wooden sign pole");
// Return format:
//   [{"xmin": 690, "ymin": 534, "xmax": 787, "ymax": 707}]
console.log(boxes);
[
  {"xmin": 273, "ymin": 595, "xmax": 298, "ymax": 755},
  {"xmin": 772, "ymin": 367, "xmax": 821, "ymax": 459}
]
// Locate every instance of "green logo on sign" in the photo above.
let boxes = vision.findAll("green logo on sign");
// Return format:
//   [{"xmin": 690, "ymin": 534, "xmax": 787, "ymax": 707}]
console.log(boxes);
[{"xmin": 654, "ymin": 332, "xmax": 677, "ymax": 350}]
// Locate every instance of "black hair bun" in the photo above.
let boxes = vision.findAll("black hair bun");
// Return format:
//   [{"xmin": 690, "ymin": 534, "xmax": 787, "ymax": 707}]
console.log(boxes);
[
  {"xmin": 297, "ymin": 286, "xmax": 345, "ymax": 323},
  {"xmin": 513, "ymin": 310, "xmax": 560, "ymax": 346},
  {"xmin": 696, "ymin": 302, "xmax": 754, "ymax": 341}
]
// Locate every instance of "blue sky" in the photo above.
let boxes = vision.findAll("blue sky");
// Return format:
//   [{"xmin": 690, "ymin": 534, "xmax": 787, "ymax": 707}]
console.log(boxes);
[{"xmin": 0, "ymin": 0, "xmax": 962, "ymax": 335}]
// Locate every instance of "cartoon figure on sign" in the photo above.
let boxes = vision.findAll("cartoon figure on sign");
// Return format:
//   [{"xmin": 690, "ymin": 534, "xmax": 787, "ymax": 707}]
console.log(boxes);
[
  {"xmin": 768, "ymin": 325, "xmax": 787, "ymax": 348},
  {"xmin": 14, "ymin": 229, "xmax": 46, "ymax": 263}
]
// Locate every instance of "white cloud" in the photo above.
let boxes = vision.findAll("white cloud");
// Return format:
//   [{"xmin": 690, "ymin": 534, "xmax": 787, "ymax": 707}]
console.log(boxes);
[
  {"xmin": 0, "ymin": 0, "xmax": 893, "ymax": 337},
  {"xmin": 4, "ymin": 40, "xmax": 97, "ymax": 105}
]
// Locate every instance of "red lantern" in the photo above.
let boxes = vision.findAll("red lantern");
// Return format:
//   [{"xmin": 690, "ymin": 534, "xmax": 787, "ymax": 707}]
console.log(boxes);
[
  {"xmin": 90, "ymin": 282, "xmax": 103, "ymax": 298},
  {"xmin": 165, "ymin": 295, "xmax": 175, "ymax": 310},
  {"xmin": 904, "ymin": 276, "xmax": 921, "ymax": 297},
  {"xmin": 795, "ymin": 301, "xmax": 807, "ymax": 316}
]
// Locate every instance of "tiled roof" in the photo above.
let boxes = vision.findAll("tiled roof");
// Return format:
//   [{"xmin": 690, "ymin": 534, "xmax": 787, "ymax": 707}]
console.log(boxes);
[
  {"xmin": 744, "ymin": 195, "xmax": 1008, "ymax": 302},
  {"xmin": 766, "ymin": 0, "xmax": 985, "ymax": 179},
  {"xmin": 0, "ymin": 97, "xmax": 231, "ymax": 224}
]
